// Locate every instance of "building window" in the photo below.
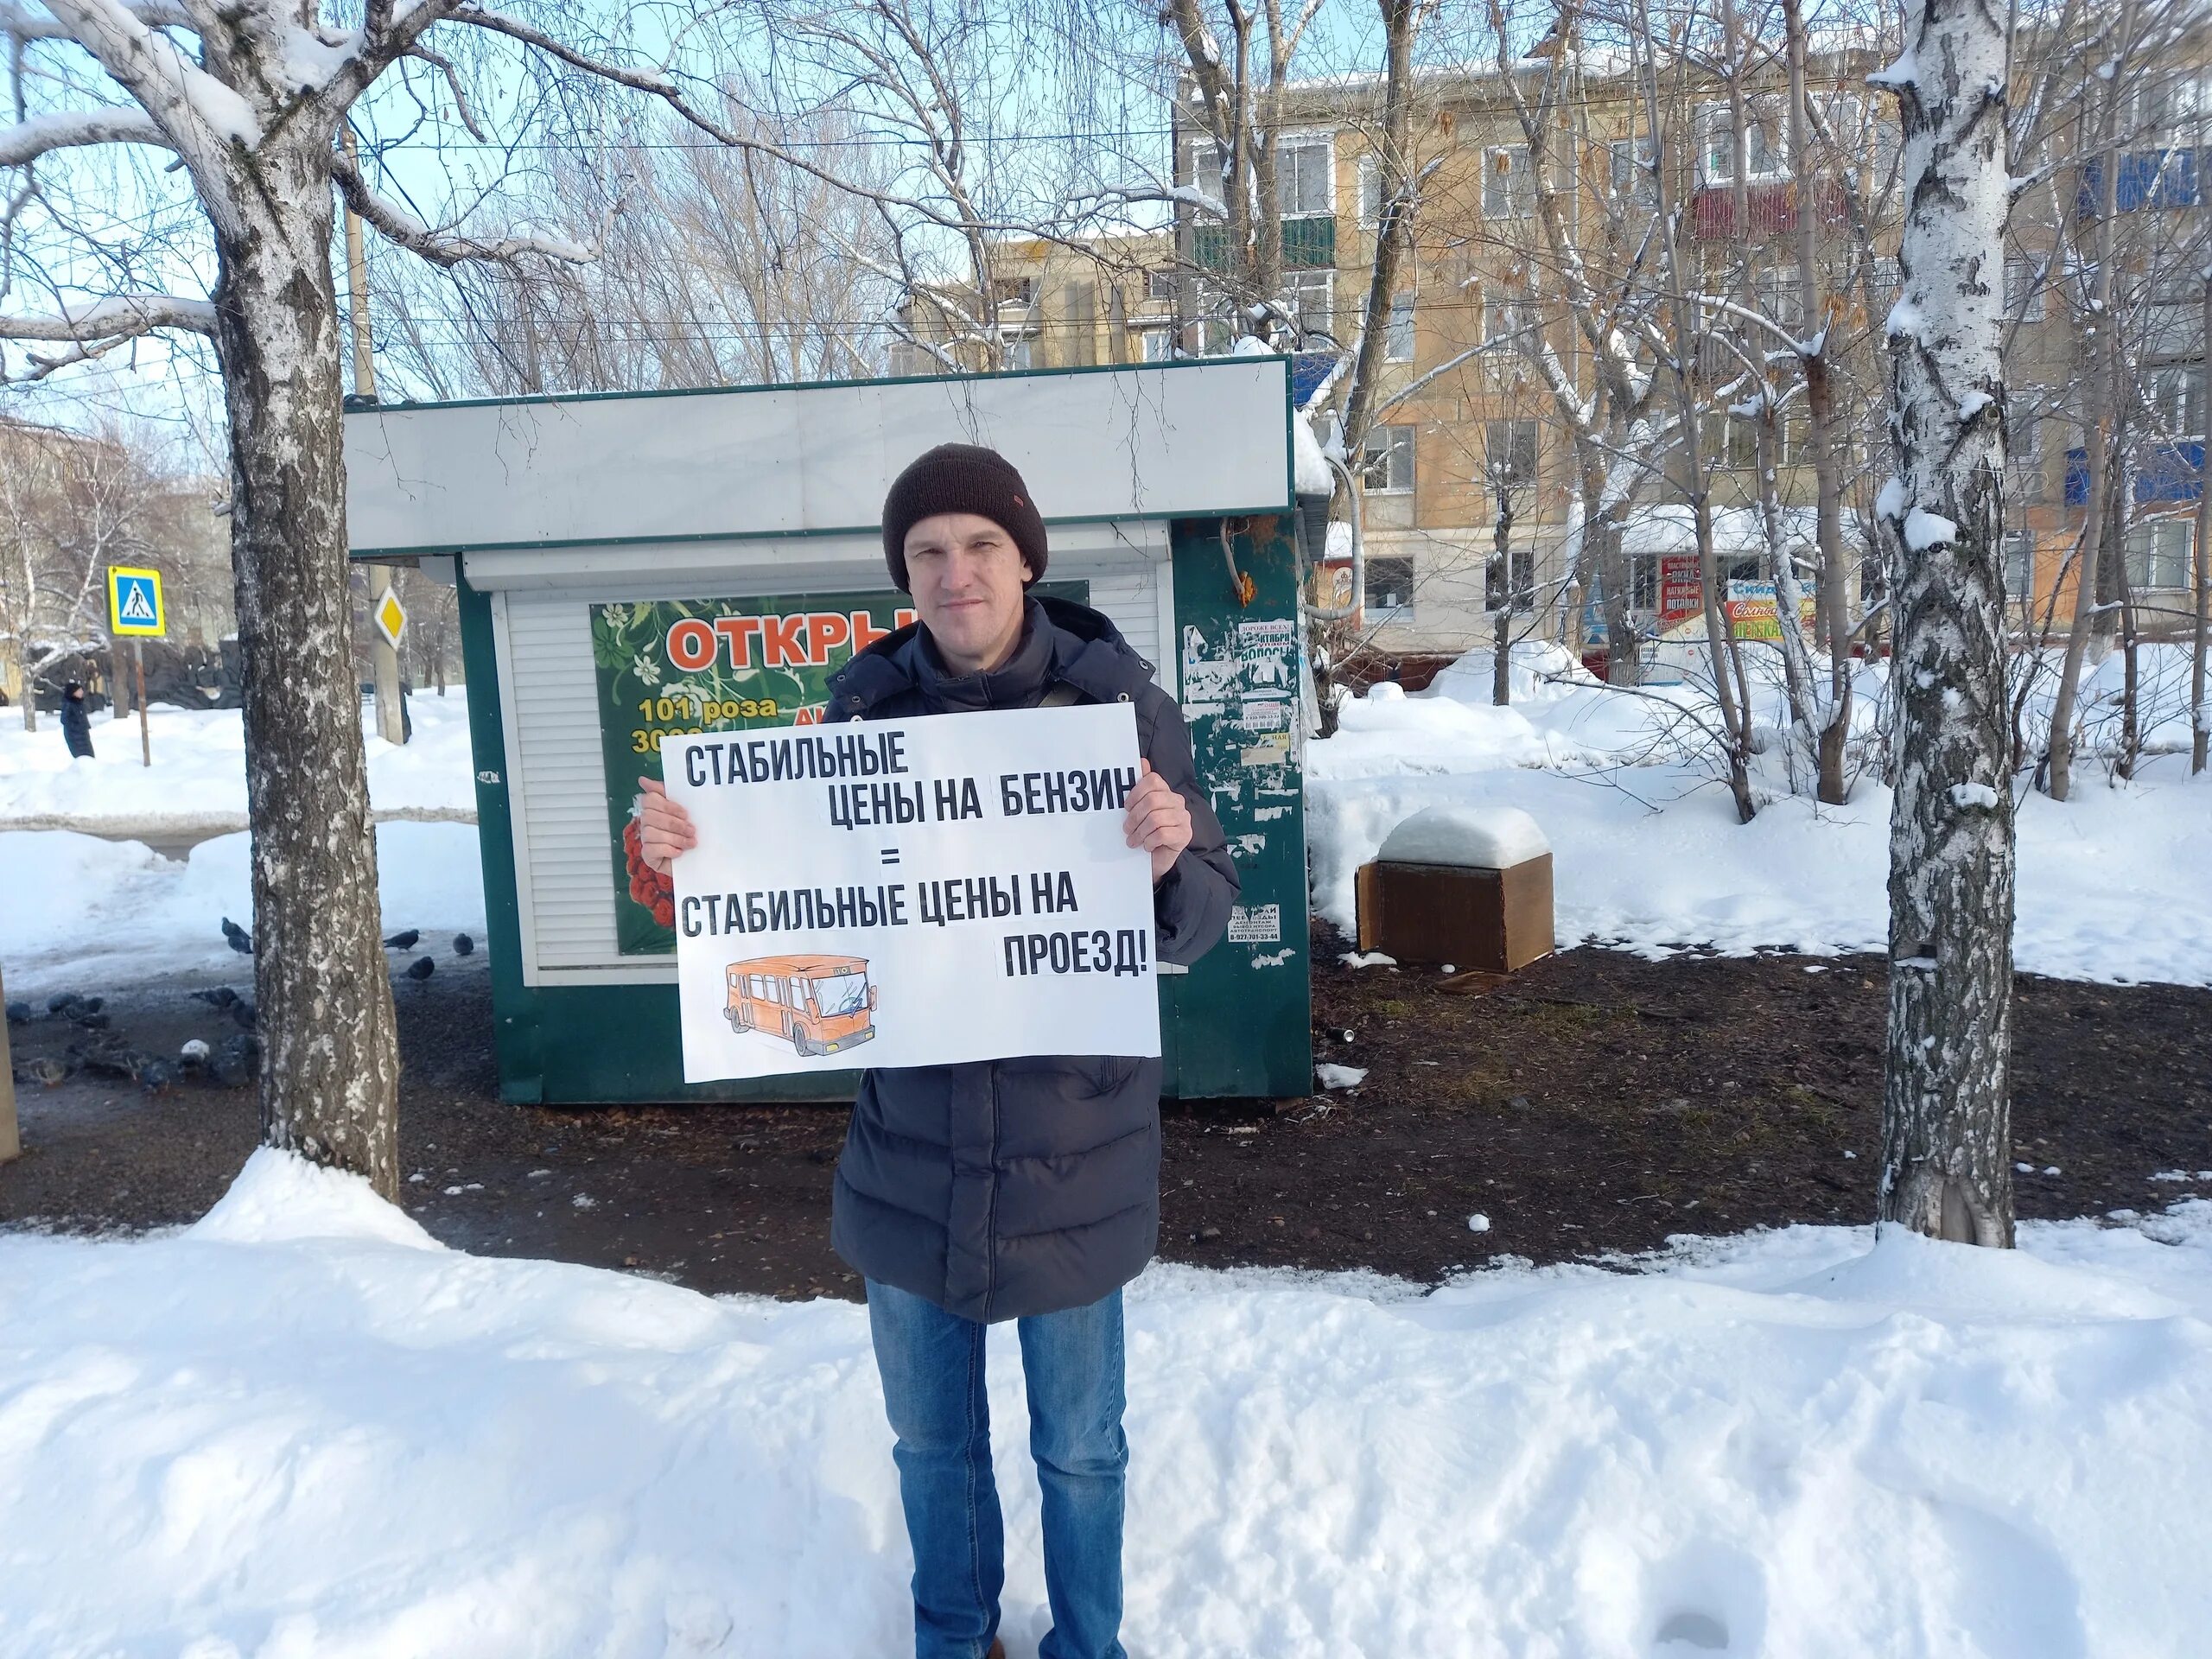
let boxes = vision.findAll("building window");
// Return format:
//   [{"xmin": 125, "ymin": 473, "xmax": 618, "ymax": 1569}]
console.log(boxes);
[
  {"xmin": 1278, "ymin": 136, "xmax": 1333, "ymax": 218},
  {"xmin": 887, "ymin": 340, "xmax": 925, "ymax": 377},
  {"xmin": 1485, "ymin": 545, "xmax": 1536, "ymax": 613},
  {"xmin": 1001, "ymin": 334, "xmax": 1033, "ymax": 372},
  {"xmin": 1386, "ymin": 294, "xmax": 1415, "ymax": 362},
  {"xmin": 1482, "ymin": 294, "xmax": 1527, "ymax": 352},
  {"xmin": 1754, "ymin": 267, "xmax": 1803, "ymax": 329},
  {"xmin": 1365, "ymin": 556, "xmax": 1415, "ymax": 617},
  {"xmin": 1484, "ymin": 144, "xmax": 1532, "ymax": 218},
  {"xmin": 2005, "ymin": 257, "xmax": 2045, "ymax": 322},
  {"xmin": 1699, "ymin": 102, "xmax": 1788, "ymax": 181},
  {"xmin": 992, "ymin": 276, "xmax": 1035, "ymax": 308},
  {"xmin": 2133, "ymin": 70, "xmax": 2210, "ymax": 135},
  {"xmin": 2002, "ymin": 529, "xmax": 2036, "ymax": 600},
  {"xmin": 2009, "ymin": 398, "xmax": 2044, "ymax": 504},
  {"xmin": 2148, "ymin": 271, "xmax": 2206, "ymax": 357},
  {"xmin": 2126, "ymin": 519, "xmax": 2192, "ymax": 591},
  {"xmin": 1362, "ymin": 424, "xmax": 1416, "ymax": 493},
  {"xmin": 1483, "ymin": 419, "xmax": 1539, "ymax": 489},
  {"xmin": 1358, "ymin": 156, "xmax": 1383, "ymax": 226},
  {"xmin": 1283, "ymin": 269, "xmax": 1333, "ymax": 341},
  {"xmin": 1138, "ymin": 326, "xmax": 1175, "ymax": 363},
  {"xmin": 1624, "ymin": 553, "xmax": 1662, "ymax": 612},
  {"xmin": 1701, "ymin": 407, "xmax": 1762, "ymax": 471},
  {"xmin": 2149, "ymin": 362, "xmax": 2206, "ymax": 438},
  {"xmin": 1146, "ymin": 267, "xmax": 1178, "ymax": 303},
  {"xmin": 1189, "ymin": 139, "xmax": 1228, "ymax": 200},
  {"xmin": 1608, "ymin": 137, "xmax": 1657, "ymax": 205}
]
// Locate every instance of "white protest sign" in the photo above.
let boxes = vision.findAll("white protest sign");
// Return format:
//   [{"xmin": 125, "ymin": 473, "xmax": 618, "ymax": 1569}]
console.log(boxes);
[{"xmin": 664, "ymin": 702, "xmax": 1161, "ymax": 1081}]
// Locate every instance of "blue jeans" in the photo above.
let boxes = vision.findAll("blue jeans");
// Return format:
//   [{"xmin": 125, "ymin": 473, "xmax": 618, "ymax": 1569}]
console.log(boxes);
[{"xmin": 865, "ymin": 1277, "xmax": 1129, "ymax": 1659}]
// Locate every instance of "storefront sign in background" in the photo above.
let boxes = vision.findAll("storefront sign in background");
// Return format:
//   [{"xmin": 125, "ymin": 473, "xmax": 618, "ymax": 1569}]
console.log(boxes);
[{"xmin": 591, "ymin": 584, "xmax": 1084, "ymax": 956}]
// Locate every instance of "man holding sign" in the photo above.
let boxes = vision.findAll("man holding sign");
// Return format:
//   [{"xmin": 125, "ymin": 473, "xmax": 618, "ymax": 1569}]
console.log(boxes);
[{"xmin": 640, "ymin": 442, "xmax": 1236, "ymax": 1659}]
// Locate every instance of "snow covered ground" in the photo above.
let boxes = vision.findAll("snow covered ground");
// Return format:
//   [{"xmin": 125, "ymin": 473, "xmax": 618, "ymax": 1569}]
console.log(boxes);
[
  {"xmin": 0, "ymin": 1150, "xmax": 2205, "ymax": 1659},
  {"xmin": 0, "ymin": 823, "xmax": 486, "ymax": 995},
  {"xmin": 0, "ymin": 692, "xmax": 475, "ymax": 831},
  {"xmin": 1309, "ymin": 647, "xmax": 2212, "ymax": 988}
]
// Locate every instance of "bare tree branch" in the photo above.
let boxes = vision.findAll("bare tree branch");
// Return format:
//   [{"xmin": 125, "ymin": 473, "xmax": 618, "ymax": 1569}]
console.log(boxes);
[
  {"xmin": 0, "ymin": 104, "xmax": 172, "ymax": 164},
  {"xmin": 330, "ymin": 143, "xmax": 597, "ymax": 267}
]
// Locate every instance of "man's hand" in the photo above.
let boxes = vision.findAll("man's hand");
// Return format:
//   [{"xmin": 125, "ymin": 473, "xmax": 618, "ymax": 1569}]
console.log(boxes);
[
  {"xmin": 637, "ymin": 776, "xmax": 697, "ymax": 874},
  {"xmin": 1122, "ymin": 759, "xmax": 1193, "ymax": 885}
]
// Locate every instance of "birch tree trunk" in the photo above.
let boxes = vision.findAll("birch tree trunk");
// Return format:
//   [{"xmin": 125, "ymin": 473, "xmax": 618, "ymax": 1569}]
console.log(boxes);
[
  {"xmin": 213, "ymin": 142, "xmax": 401, "ymax": 1200},
  {"xmin": 1872, "ymin": 0, "xmax": 2015, "ymax": 1246},
  {"xmin": 2196, "ymin": 265, "xmax": 2211, "ymax": 775},
  {"xmin": 2044, "ymin": 0, "xmax": 2131, "ymax": 802},
  {"xmin": 1782, "ymin": 0, "xmax": 1855, "ymax": 804}
]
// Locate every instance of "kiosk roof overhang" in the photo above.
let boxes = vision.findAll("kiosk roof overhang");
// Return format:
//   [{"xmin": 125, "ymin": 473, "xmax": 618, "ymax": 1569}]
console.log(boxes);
[{"xmin": 343, "ymin": 359, "xmax": 1294, "ymax": 559}]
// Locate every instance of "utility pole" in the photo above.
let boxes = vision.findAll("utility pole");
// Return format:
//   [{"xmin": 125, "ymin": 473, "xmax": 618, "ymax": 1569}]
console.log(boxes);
[{"xmin": 344, "ymin": 125, "xmax": 405, "ymax": 747}]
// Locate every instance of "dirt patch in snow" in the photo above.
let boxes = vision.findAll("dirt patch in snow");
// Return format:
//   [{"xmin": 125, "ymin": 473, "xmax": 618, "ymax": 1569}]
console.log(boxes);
[{"xmin": 4, "ymin": 932, "xmax": 2209, "ymax": 1296}]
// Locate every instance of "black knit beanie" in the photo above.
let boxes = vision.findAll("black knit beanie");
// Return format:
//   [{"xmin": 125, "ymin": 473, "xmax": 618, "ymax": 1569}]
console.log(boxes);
[{"xmin": 880, "ymin": 442, "xmax": 1049, "ymax": 593}]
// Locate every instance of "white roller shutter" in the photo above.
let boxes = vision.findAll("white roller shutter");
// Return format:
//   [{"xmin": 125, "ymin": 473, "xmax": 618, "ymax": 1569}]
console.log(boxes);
[{"xmin": 484, "ymin": 522, "xmax": 1173, "ymax": 986}]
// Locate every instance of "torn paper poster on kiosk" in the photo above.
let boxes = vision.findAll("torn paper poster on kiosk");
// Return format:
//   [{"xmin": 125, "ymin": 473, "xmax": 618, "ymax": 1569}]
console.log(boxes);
[{"xmin": 663, "ymin": 702, "xmax": 1162, "ymax": 1081}]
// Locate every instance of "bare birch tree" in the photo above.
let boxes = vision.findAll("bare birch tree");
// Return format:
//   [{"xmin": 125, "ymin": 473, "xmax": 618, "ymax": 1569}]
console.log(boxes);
[
  {"xmin": 1868, "ymin": 0, "xmax": 2015, "ymax": 1244},
  {"xmin": 0, "ymin": 0, "xmax": 995, "ymax": 1198}
]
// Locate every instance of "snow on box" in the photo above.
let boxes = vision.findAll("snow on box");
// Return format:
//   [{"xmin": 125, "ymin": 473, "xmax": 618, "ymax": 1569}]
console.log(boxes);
[
  {"xmin": 1376, "ymin": 804, "xmax": 1549, "ymax": 870},
  {"xmin": 0, "ymin": 1152, "xmax": 2208, "ymax": 1656}
]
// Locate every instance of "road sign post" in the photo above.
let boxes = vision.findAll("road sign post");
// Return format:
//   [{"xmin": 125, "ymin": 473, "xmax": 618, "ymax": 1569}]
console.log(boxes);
[
  {"xmin": 107, "ymin": 566, "xmax": 165, "ymax": 769},
  {"xmin": 369, "ymin": 569, "xmax": 407, "ymax": 745},
  {"xmin": 0, "ymin": 963, "xmax": 20, "ymax": 1166}
]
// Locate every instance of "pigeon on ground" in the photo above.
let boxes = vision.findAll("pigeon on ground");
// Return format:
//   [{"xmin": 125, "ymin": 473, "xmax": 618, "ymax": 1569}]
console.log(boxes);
[
  {"xmin": 405, "ymin": 955, "xmax": 436, "ymax": 982},
  {"xmin": 220, "ymin": 917, "xmax": 253, "ymax": 955},
  {"xmin": 219, "ymin": 1031, "xmax": 261, "ymax": 1081},
  {"xmin": 140, "ymin": 1059, "xmax": 175, "ymax": 1095},
  {"xmin": 178, "ymin": 1039, "xmax": 215, "ymax": 1082},
  {"xmin": 231, "ymin": 999, "xmax": 257, "ymax": 1031},
  {"xmin": 181, "ymin": 1038, "xmax": 211, "ymax": 1063},
  {"xmin": 80, "ymin": 995, "xmax": 104, "ymax": 1014},
  {"xmin": 47, "ymin": 992, "xmax": 81, "ymax": 1016},
  {"xmin": 4, "ymin": 1001, "xmax": 29, "ymax": 1025},
  {"xmin": 190, "ymin": 987, "xmax": 241, "ymax": 1009},
  {"xmin": 384, "ymin": 928, "xmax": 420, "ymax": 951},
  {"xmin": 452, "ymin": 933, "xmax": 475, "ymax": 957},
  {"xmin": 69, "ymin": 1037, "xmax": 149, "ymax": 1081}
]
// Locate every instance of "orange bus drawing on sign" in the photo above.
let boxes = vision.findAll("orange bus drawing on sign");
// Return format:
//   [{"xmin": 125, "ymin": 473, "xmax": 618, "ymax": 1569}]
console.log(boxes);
[{"xmin": 725, "ymin": 953, "xmax": 877, "ymax": 1058}]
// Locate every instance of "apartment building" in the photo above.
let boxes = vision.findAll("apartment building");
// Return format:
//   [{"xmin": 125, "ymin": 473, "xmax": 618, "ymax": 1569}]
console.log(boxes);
[{"xmin": 889, "ymin": 36, "xmax": 2206, "ymax": 660}]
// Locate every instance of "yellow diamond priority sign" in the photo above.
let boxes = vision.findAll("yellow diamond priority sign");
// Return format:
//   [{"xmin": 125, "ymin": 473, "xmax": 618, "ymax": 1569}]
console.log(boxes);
[{"xmin": 372, "ymin": 588, "xmax": 408, "ymax": 650}]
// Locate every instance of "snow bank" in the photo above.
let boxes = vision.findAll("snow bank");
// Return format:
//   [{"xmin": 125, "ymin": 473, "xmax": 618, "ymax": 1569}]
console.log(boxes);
[
  {"xmin": 1312, "ymin": 663, "xmax": 2212, "ymax": 986},
  {"xmin": 0, "ymin": 821, "xmax": 487, "ymax": 994},
  {"xmin": 0, "ymin": 692, "xmax": 476, "ymax": 830},
  {"xmin": 0, "ymin": 1154, "xmax": 2207, "ymax": 1657},
  {"xmin": 1422, "ymin": 639, "xmax": 1599, "ymax": 706}
]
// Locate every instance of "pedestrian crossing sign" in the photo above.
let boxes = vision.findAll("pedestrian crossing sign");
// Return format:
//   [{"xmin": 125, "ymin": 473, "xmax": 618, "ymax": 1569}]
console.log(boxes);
[{"xmin": 107, "ymin": 567, "xmax": 166, "ymax": 637}]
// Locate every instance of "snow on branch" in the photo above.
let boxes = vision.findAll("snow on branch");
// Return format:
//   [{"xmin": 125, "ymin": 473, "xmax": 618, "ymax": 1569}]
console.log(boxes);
[
  {"xmin": 1078, "ymin": 180, "xmax": 1227, "ymax": 219},
  {"xmin": 0, "ymin": 105, "xmax": 172, "ymax": 164},
  {"xmin": 0, "ymin": 292, "xmax": 215, "ymax": 380},
  {"xmin": 331, "ymin": 146, "xmax": 594, "ymax": 267},
  {"xmin": 0, "ymin": 0, "xmax": 194, "ymax": 42}
]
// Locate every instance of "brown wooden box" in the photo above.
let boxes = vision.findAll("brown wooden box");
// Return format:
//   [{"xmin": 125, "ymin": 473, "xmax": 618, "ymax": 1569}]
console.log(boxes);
[{"xmin": 1355, "ymin": 854, "xmax": 1554, "ymax": 973}]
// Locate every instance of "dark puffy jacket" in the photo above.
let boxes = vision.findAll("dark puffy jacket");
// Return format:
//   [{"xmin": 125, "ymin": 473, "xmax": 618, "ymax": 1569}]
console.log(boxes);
[
  {"xmin": 824, "ymin": 594, "xmax": 1237, "ymax": 1322},
  {"xmin": 60, "ymin": 696, "xmax": 94, "ymax": 760}
]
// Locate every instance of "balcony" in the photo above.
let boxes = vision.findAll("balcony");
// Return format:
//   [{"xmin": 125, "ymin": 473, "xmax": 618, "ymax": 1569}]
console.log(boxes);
[{"xmin": 1192, "ymin": 214, "xmax": 1336, "ymax": 272}]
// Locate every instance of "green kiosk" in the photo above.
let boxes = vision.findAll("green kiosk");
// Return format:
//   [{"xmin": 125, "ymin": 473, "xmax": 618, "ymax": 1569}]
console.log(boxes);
[{"xmin": 344, "ymin": 359, "xmax": 1311, "ymax": 1104}]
